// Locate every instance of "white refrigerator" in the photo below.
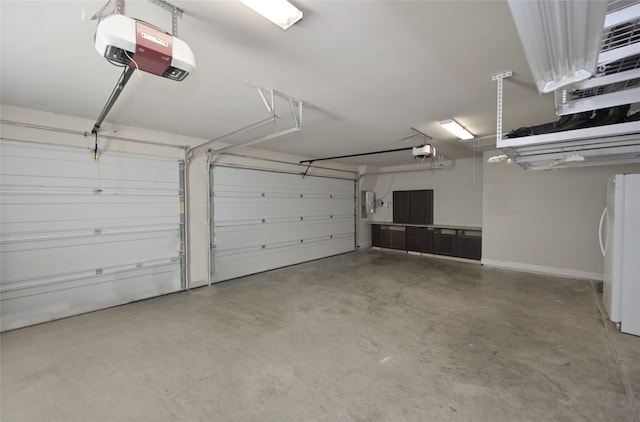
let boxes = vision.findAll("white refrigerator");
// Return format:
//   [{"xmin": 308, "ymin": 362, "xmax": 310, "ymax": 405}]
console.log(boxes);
[{"xmin": 599, "ymin": 173, "xmax": 640, "ymax": 336}]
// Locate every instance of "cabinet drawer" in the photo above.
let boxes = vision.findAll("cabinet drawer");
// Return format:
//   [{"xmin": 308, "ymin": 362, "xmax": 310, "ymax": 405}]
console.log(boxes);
[{"xmin": 433, "ymin": 229, "xmax": 457, "ymax": 256}]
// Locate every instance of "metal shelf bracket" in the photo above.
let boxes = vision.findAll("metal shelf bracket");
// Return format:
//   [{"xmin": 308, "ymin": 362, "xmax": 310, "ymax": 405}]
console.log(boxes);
[
  {"xmin": 115, "ymin": 0, "xmax": 125, "ymax": 15},
  {"xmin": 147, "ymin": 0, "xmax": 184, "ymax": 37},
  {"xmin": 492, "ymin": 70, "xmax": 512, "ymax": 144}
]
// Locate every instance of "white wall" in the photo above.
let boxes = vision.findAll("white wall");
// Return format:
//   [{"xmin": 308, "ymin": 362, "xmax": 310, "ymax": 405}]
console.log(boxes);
[
  {"xmin": 482, "ymin": 149, "xmax": 640, "ymax": 280},
  {"xmin": 0, "ymin": 105, "xmax": 357, "ymax": 287},
  {"xmin": 366, "ymin": 156, "xmax": 484, "ymax": 227},
  {"xmin": 356, "ymin": 165, "xmax": 378, "ymax": 248}
]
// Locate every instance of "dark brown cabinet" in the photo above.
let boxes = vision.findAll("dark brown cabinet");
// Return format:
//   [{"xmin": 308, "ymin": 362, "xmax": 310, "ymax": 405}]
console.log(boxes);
[
  {"xmin": 390, "ymin": 230, "xmax": 406, "ymax": 250},
  {"xmin": 406, "ymin": 226, "xmax": 434, "ymax": 253},
  {"xmin": 371, "ymin": 224, "xmax": 381, "ymax": 247},
  {"xmin": 372, "ymin": 224, "xmax": 481, "ymax": 260},
  {"xmin": 392, "ymin": 191, "xmax": 411, "ymax": 224},
  {"xmin": 457, "ymin": 229, "xmax": 482, "ymax": 260},
  {"xmin": 433, "ymin": 228, "xmax": 457, "ymax": 257},
  {"xmin": 406, "ymin": 226, "xmax": 421, "ymax": 252},
  {"xmin": 381, "ymin": 228, "xmax": 392, "ymax": 248},
  {"xmin": 371, "ymin": 224, "xmax": 406, "ymax": 250},
  {"xmin": 409, "ymin": 190, "xmax": 433, "ymax": 224},
  {"xmin": 393, "ymin": 190, "xmax": 433, "ymax": 225}
]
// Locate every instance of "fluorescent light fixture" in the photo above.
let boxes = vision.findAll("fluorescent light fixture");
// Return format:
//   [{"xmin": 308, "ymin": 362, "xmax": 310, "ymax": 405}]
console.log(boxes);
[
  {"xmin": 440, "ymin": 119, "xmax": 474, "ymax": 140},
  {"xmin": 239, "ymin": 0, "xmax": 303, "ymax": 30},
  {"xmin": 507, "ymin": 0, "xmax": 608, "ymax": 94}
]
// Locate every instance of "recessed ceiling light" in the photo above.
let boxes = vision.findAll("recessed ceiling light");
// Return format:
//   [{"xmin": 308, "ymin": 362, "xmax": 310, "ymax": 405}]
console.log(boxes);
[
  {"xmin": 440, "ymin": 119, "xmax": 474, "ymax": 140},
  {"xmin": 239, "ymin": 0, "xmax": 303, "ymax": 30}
]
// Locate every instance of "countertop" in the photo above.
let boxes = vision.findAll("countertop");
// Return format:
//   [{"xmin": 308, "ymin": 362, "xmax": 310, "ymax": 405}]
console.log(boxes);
[{"xmin": 366, "ymin": 222, "xmax": 482, "ymax": 231}]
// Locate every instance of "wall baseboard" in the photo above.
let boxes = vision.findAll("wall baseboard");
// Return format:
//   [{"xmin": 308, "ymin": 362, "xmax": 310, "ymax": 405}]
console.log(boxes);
[
  {"xmin": 370, "ymin": 246, "xmax": 481, "ymax": 264},
  {"xmin": 481, "ymin": 258, "xmax": 602, "ymax": 281}
]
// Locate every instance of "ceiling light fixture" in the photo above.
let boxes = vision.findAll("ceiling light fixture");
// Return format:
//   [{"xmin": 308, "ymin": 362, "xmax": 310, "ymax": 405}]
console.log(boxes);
[
  {"xmin": 440, "ymin": 119, "xmax": 474, "ymax": 140},
  {"xmin": 487, "ymin": 154, "xmax": 508, "ymax": 163},
  {"xmin": 507, "ymin": 0, "xmax": 608, "ymax": 94},
  {"xmin": 239, "ymin": 0, "xmax": 303, "ymax": 30}
]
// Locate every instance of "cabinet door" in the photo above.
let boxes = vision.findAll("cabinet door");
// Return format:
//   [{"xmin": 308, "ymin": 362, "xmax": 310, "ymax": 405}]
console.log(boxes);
[
  {"xmin": 380, "ymin": 228, "xmax": 392, "ymax": 248},
  {"xmin": 434, "ymin": 228, "xmax": 457, "ymax": 256},
  {"xmin": 410, "ymin": 190, "xmax": 433, "ymax": 224},
  {"xmin": 406, "ymin": 226, "xmax": 421, "ymax": 252},
  {"xmin": 393, "ymin": 191, "xmax": 411, "ymax": 224},
  {"xmin": 371, "ymin": 224, "xmax": 381, "ymax": 247},
  {"xmin": 457, "ymin": 230, "xmax": 482, "ymax": 260},
  {"xmin": 390, "ymin": 229, "xmax": 406, "ymax": 250},
  {"xmin": 421, "ymin": 227, "xmax": 434, "ymax": 253}
]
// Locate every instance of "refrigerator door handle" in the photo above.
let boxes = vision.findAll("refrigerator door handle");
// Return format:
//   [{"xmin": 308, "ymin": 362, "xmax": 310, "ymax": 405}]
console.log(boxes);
[{"xmin": 599, "ymin": 207, "xmax": 608, "ymax": 257}]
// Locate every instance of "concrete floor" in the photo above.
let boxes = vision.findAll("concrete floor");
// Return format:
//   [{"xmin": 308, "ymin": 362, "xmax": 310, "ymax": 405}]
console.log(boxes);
[{"xmin": 1, "ymin": 249, "xmax": 639, "ymax": 421}]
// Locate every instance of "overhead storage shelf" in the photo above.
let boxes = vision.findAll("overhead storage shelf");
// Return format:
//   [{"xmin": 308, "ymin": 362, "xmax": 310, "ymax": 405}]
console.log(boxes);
[
  {"xmin": 498, "ymin": 121, "xmax": 640, "ymax": 170},
  {"xmin": 555, "ymin": 2, "xmax": 640, "ymax": 116},
  {"xmin": 498, "ymin": 1, "xmax": 640, "ymax": 170}
]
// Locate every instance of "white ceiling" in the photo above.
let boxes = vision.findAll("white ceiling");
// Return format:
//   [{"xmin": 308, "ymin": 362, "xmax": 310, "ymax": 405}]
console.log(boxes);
[{"xmin": 0, "ymin": 0, "xmax": 559, "ymax": 167}]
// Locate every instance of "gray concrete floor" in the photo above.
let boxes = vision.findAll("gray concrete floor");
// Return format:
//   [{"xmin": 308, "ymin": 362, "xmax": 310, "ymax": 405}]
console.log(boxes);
[{"xmin": 1, "ymin": 249, "xmax": 639, "ymax": 422}]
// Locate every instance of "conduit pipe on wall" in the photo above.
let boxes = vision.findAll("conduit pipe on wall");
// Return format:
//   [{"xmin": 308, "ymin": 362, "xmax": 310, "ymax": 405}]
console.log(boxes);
[
  {"xmin": 358, "ymin": 157, "xmax": 449, "ymax": 182},
  {"xmin": 356, "ymin": 156, "xmax": 450, "ymax": 201}
]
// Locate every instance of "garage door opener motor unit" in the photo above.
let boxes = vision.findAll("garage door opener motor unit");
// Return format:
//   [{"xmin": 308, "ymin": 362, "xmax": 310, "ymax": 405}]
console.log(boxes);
[
  {"xmin": 412, "ymin": 145, "xmax": 436, "ymax": 159},
  {"xmin": 95, "ymin": 14, "xmax": 195, "ymax": 81},
  {"xmin": 91, "ymin": 12, "xmax": 195, "ymax": 134}
]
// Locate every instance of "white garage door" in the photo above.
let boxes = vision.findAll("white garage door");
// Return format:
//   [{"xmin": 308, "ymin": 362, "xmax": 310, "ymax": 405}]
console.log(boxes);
[
  {"xmin": 211, "ymin": 166, "xmax": 355, "ymax": 282},
  {"xmin": 0, "ymin": 140, "xmax": 184, "ymax": 331}
]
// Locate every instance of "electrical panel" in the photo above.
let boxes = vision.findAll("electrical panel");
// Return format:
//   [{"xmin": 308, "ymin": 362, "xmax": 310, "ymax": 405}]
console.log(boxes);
[{"xmin": 365, "ymin": 191, "xmax": 376, "ymax": 214}]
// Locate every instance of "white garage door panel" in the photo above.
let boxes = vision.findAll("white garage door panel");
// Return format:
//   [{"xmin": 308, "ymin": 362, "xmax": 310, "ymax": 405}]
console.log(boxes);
[
  {"xmin": 1, "ymin": 143, "xmax": 179, "ymax": 188},
  {"xmin": 0, "ymin": 140, "xmax": 184, "ymax": 331},
  {"xmin": 1, "ymin": 263, "xmax": 180, "ymax": 330},
  {"xmin": 2, "ymin": 229, "xmax": 179, "ymax": 280},
  {"xmin": 214, "ymin": 181, "xmax": 353, "ymax": 218},
  {"xmin": 215, "ymin": 219, "xmax": 353, "ymax": 249},
  {"xmin": 214, "ymin": 235, "xmax": 354, "ymax": 281},
  {"xmin": 211, "ymin": 166, "xmax": 355, "ymax": 283},
  {"xmin": 1, "ymin": 195, "xmax": 178, "ymax": 232}
]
